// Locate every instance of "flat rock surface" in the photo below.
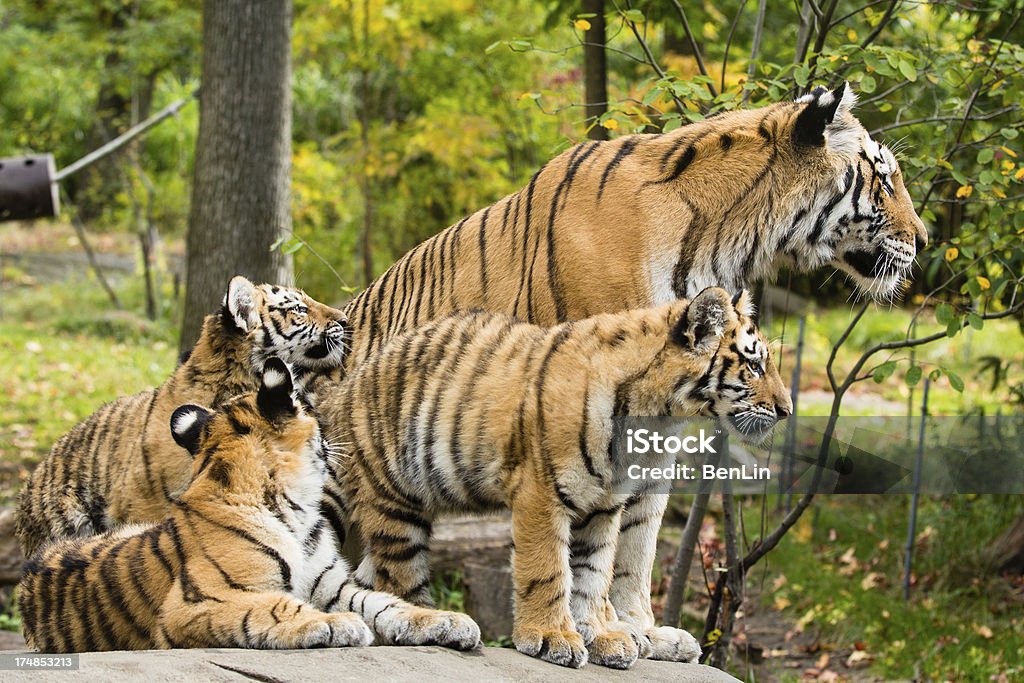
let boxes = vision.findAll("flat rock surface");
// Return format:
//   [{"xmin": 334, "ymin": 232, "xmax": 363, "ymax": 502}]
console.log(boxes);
[{"xmin": 0, "ymin": 646, "xmax": 742, "ymax": 682}]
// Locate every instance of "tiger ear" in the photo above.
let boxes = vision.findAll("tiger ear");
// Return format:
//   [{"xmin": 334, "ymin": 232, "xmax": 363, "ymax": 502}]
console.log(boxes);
[
  {"xmin": 731, "ymin": 289, "xmax": 756, "ymax": 319},
  {"xmin": 170, "ymin": 404, "xmax": 213, "ymax": 457},
  {"xmin": 671, "ymin": 288, "xmax": 732, "ymax": 351},
  {"xmin": 222, "ymin": 276, "xmax": 260, "ymax": 334},
  {"xmin": 793, "ymin": 82, "xmax": 856, "ymax": 147},
  {"xmin": 257, "ymin": 357, "xmax": 297, "ymax": 422}
]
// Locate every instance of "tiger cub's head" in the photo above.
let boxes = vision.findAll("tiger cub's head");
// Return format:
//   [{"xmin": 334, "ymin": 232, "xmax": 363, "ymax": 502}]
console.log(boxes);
[
  {"xmin": 170, "ymin": 358, "xmax": 329, "ymax": 509},
  {"xmin": 217, "ymin": 275, "xmax": 349, "ymax": 374},
  {"xmin": 664, "ymin": 287, "xmax": 791, "ymax": 441}
]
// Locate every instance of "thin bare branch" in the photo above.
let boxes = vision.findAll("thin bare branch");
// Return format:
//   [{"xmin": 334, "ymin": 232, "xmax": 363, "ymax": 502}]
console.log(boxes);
[
  {"xmin": 744, "ymin": 0, "xmax": 767, "ymax": 104},
  {"xmin": 870, "ymin": 105, "xmax": 1019, "ymax": 135},
  {"xmin": 624, "ymin": 15, "xmax": 687, "ymax": 113},
  {"xmin": 667, "ymin": 0, "xmax": 719, "ymax": 98}
]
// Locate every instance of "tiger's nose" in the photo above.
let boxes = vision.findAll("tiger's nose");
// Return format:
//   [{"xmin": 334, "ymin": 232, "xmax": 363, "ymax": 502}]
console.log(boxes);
[{"xmin": 776, "ymin": 400, "xmax": 792, "ymax": 418}]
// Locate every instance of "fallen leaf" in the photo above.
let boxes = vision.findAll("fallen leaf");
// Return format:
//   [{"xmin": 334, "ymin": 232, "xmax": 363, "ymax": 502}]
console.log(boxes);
[
  {"xmin": 846, "ymin": 650, "xmax": 873, "ymax": 668},
  {"xmin": 974, "ymin": 624, "xmax": 994, "ymax": 639}
]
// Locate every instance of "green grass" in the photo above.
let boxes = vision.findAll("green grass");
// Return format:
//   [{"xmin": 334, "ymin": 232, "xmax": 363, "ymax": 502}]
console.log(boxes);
[
  {"xmin": 742, "ymin": 495, "xmax": 1024, "ymax": 681},
  {"xmin": 767, "ymin": 304, "xmax": 1024, "ymax": 417},
  {"xmin": 0, "ymin": 276, "xmax": 178, "ymax": 503}
]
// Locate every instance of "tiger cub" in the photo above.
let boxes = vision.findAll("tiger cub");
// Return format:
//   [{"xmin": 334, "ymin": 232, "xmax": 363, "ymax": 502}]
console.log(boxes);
[
  {"xmin": 16, "ymin": 276, "xmax": 348, "ymax": 557},
  {"xmin": 317, "ymin": 287, "xmax": 791, "ymax": 669},
  {"xmin": 19, "ymin": 359, "xmax": 481, "ymax": 653}
]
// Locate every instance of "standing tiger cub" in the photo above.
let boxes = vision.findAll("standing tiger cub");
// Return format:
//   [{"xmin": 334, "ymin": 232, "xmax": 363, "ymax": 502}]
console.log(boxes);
[
  {"xmin": 15, "ymin": 276, "xmax": 348, "ymax": 557},
  {"xmin": 19, "ymin": 359, "xmax": 481, "ymax": 653},
  {"xmin": 317, "ymin": 287, "xmax": 791, "ymax": 669}
]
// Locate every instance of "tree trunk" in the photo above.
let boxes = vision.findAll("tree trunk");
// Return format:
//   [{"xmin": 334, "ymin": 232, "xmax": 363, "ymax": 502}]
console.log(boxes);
[
  {"xmin": 582, "ymin": 0, "xmax": 608, "ymax": 141},
  {"xmin": 180, "ymin": 0, "xmax": 294, "ymax": 351},
  {"xmin": 986, "ymin": 512, "xmax": 1024, "ymax": 574}
]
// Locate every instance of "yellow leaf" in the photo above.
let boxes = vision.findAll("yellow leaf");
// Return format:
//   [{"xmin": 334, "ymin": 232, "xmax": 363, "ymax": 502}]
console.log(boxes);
[
  {"xmin": 945, "ymin": 247, "xmax": 959, "ymax": 262},
  {"xmin": 846, "ymin": 28, "xmax": 858, "ymax": 41},
  {"xmin": 1016, "ymin": 168, "xmax": 1024, "ymax": 181},
  {"xmin": 774, "ymin": 596, "xmax": 791, "ymax": 610},
  {"xmin": 993, "ymin": 187, "xmax": 1006, "ymax": 198},
  {"xmin": 705, "ymin": 628, "xmax": 722, "ymax": 645},
  {"xmin": 1001, "ymin": 146, "xmax": 1018, "ymax": 158},
  {"xmin": 956, "ymin": 185, "xmax": 974, "ymax": 198},
  {"xmin": 1002, "ymin": 160, "xmax": 1015, "ymax": 171},
  {"xmin": 977, "ymin": 275, "xmax": 991, "ymax": 290},
  {"xmin": 574, "ymin": 18, "xmax": 591, "ymax": 31},
  {"xmin": 967, "ymin": 39, "xmax": 981, "ymax": 53},
  {"xmin": 601, "ymin": 118, "xmax": 619, "ymax": 131}
]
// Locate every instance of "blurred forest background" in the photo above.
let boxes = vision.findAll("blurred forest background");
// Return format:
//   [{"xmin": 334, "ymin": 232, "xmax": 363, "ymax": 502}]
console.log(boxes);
[{"xmin": 1, "ymin": 0, "xmax": 1024, "ymax": 680}]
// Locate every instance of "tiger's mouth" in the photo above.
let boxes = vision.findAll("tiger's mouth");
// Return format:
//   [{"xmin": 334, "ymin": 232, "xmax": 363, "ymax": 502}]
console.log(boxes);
[
  {"xmin": 836, "ymin": 240, "xmax": 914, "ymax": 301},
  {"xmin": 726, "ymin": 411, "xmax": 779, "ymax": 443},
  {"xmin": 301, "ymin": 325, "xmax": 348, "ymax": 369}
]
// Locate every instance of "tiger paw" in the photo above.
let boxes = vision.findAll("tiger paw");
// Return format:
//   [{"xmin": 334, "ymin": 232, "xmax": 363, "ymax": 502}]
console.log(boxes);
[
  {"xmin": 586, "ymin": 629, "xmax": 641, "ymax": 669},
  {"xmin": 514, "ymin": 627, "xmax": 588, "ymax": 668},
  {"xmin": 644, "ymin": 625, "xmax": 701, "ymax": 662},
  {"xmin": 278, "ymin": 612, "xmax": 374, "ymax": 649},
  {"xmin": 390, "ymin": 608, "xmax": 481, "ymax": 650}
]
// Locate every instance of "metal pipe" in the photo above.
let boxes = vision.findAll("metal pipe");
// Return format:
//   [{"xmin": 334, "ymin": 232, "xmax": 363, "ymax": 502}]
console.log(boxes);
[{"xmin": 52, "ymin": 92, "xmax": 196, "ymax": 183}]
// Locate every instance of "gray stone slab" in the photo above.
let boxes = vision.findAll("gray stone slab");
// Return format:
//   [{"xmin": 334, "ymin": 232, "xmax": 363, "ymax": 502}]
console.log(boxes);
[{"xmin": 1, "ymin": 646, "xmax": 742, "ymax": 682}]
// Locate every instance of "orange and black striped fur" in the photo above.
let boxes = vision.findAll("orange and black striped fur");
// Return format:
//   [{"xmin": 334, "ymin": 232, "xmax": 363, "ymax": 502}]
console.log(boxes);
[
  {"xmin": 325, "ymin": 83, "xmax": 921, "ymax": 662},
  {"xmin": 15, "ymin": 276, "xmax": 349, "ymax": 557},
  {"xmin": 19, "ymin": 360, "xmax": 481, "ymax": 653},
  {"xmin": 342, "ymin": 83, "xmax": 926, "ymax": 372},
  {"xmin": 318, "ymin": 288, "xmax": 791, "ymax": 668}
]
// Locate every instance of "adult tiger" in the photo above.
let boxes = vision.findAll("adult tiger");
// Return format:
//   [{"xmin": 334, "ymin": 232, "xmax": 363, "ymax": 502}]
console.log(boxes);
[
  {"xmin": 19, "ymin": 359, "xmax": 479, "ymax": 652},
  {"xmin": 319, "ymin": 288, "xmax": 789, "ymax": 668},
  {"xmin": 343, "ymin": 82, "xmax": 925, "ymax": 370},
  {"xmin": 15, "ymin": 276, "xmax": 349, "ymax": 557},
  {"xmin": 325, "ymin": 82, "xmax": 927, "ymax": 661}
]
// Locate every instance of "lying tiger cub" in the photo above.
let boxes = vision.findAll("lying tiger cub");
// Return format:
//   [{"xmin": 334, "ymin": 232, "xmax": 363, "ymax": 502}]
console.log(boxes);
[
  {"xmin": 19, "ymin": 359, "xmax": 480, "ymax": 653},
  {"xmin": 318, "ymin": 287, "xmax": 791, "ymax": 668}
]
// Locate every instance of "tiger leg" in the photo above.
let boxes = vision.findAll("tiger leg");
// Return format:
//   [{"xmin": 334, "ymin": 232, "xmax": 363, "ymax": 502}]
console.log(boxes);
[
  {"xmin": 320, "ymin": 576, "xmax": 480, "ymax": 650},
  {"xmin": 569, "ymin": 507, "xmax": 648, "ymax": 669},
  {"xmin": 158, "ymin": 587, "xmax": 373, "ymax": 650},
  {"xmin": 510, "ymin": 480, "xmax": 587, "ymax": 669},
  {"xmin": 352, "ymin": 501, "xmax": 435, "ymax": 606},
  {"xmin": 310, "ymin": 533, "xmax": 480, "ymax": 650},
  {"xmin": 609, "ymin": 493, "xmax": 701, "ymax": 663}
]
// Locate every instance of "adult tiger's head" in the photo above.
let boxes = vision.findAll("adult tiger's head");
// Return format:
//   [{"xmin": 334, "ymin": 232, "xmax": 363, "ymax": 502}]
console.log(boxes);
[
  {"xmin": 170, "ymin": 358, "xmax": 329, "ymax": 507},
  {"xmin": 663, "ymin": 288, "xmax": 791, "ymax": 441},
  {"xmin": 216, "ymin": 275, "xmax": 349, "ymax": 372},
  {"xmin": 646, "ymin": 82, "xmax": 927, "ymax": 302},
  {"xmin": 786, "ymin": 83, "xmax": 927, "ymax": 299}
]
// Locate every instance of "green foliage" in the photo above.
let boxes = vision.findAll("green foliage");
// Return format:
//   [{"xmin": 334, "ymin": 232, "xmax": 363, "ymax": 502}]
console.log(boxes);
[
  {"xmin": 0, "ymin": 1, "xmax": 201, "ymax": 231},
  {"xmin": 750, "ymin": 495, "xmax": 1024, "ymax": 681},
  {"xmin": 0, "ymin": 276, "xmax": 177, "ymax": 502}
]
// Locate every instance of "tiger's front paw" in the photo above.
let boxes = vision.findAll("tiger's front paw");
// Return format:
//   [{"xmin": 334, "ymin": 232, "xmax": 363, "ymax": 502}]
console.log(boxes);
[
  {"xmin": 645, "ymin": 625, "xmax": 701, "ymax": 662},
  {"xmin": 393, "ymin": 608, "xmax": 481, "ymax": 650},
  {"xmin": 514, "ymin": 627, "xmax": 588, "ymax": 668},
  {"xmin": 586, "ymin": 628, "xmax": 641, "ymax": 670},
  {"xmin": 278, "ymin": 612, "xmax": 374, "ymax": 649}
]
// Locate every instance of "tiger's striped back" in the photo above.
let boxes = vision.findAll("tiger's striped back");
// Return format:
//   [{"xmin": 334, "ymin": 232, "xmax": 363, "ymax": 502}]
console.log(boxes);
[{"xmin": 341, "ymin": 83, "xmax": 926, "ymax": 370}]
